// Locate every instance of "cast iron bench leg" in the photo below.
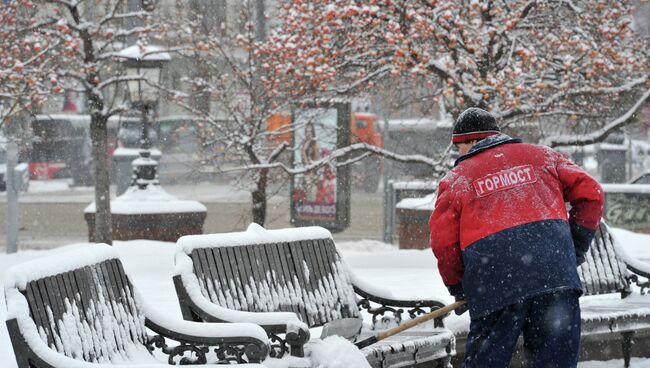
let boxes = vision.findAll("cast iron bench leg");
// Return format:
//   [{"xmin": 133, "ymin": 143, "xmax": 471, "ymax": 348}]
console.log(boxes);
[{"xmin": 622, "ymin": 331, "xmax": 634, "ymax": 368}]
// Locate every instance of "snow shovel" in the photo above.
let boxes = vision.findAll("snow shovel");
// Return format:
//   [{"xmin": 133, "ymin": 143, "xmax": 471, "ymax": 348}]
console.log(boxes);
[{"xmin": 354, "ymin": 300, "xmax": 466, "ymax": 349}]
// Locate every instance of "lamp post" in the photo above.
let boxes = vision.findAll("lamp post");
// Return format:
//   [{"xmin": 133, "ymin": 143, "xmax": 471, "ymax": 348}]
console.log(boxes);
[{"xmin": 117, "ymin": 44, "xmax": 170, "ymax": 189}]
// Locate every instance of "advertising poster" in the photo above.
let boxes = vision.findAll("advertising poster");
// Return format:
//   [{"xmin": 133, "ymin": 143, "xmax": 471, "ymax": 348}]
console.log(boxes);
[{"xmin": 290, "ymin": 103, "xmax": 350, "ymax": 231}]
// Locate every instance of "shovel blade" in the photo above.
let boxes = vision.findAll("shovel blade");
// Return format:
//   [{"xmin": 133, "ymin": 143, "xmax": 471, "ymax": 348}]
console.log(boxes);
[{"xmin": 320, "ymin": 318, "xmax": 363, "ymax": 340}]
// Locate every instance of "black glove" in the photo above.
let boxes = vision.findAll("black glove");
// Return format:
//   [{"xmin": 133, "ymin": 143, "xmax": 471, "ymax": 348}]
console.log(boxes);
[
  {"xmin": 447, "ymin": 283, "xmax": 467, "ymax": 315},
  {"xmin": 570, "ymin": 220, "xmax": 596, "ymax": 266},
  {"xmin": 454, "ymin": 297, "xmax": 468, "ymax": 316}
]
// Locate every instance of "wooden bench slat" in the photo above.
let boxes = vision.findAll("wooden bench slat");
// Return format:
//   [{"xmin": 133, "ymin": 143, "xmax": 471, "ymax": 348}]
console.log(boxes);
[
  {"xmin": 597, "ymin": 227, "xmax": 614, "ymax": 292},
  {"xmin": 316, "ymin": 239, "xmax": 346, "ymax": 321},
  {"xmin": 320, "ymin": 238, "xmax": 358, "ymax": 319},
  {"xmin": 233, "ymin": 246, "xmax": 254, "ymax": 309},
  {"xmin": 250, "ymin": 245, "xmax": 273, "ymax": 311},
  {"xmin": 283, "ymin": 240, "xmax": 311, "ymax": 320},
  {"xmin": 599, "ymin": 226, "xmax": 620, "ymax": 291},
  {"xmin": 117, "ymin": 260, "xmax": 148, "ymax": 344},
  {"xmin": 62, "ymin": 271, "xmax": 82, "ymax": 320},
  {"xmin": 39, "ymin": 277, "xmax": 62, "ymax": 346},
  {"xmin": 266, "ymin": 242, "xmax": 294, "ymax": 314},
  {"xmin": 201, "ymin": 248, "xmax": 220, "ymax": 305},
  {"xmin": 309, "ymin": 239, "xmax": 339, "ymax": 323},
  {"xmin": 212, "ymin": 247, "xmax": 233, "ymax": 308},
  {"xmin": 313, "ymin": 239, "xmax": 339, "ymax": 321},
  {"xmin": 224, "ymin": 246, "xmax": 246, "ymax": 310},
  {"xmin": 580, "ymin": 239, "xmax": 598, "ymax": 295},
  {"xmin": 590, "ymin": 230, "xmax": 607, "ymax": 294},
  {"xmin": 79, "ymin": 265, "xmax": 109, "ymax": 360},
  {"xmin": 266, "ymin": 242, "xmax": 302, "ymax": 318},
  {"xmin": 106, "ymin": 260, "xmax": 139, "ymax": 345},
  {"xmin": 97, "ymin": 262, "xmax": 127, "ymax": 353},
  {"xmin": 91, "ymin": 264, "xmax": 124, "ymax": 354},
  {"xmin": 295, "ymin": 240, "xmax": 325, "ymax": 326},
  {"xmin": 113, "ymin": 259, "xmax": 148, "ymax": 344},
  {"xmin": 36, "ymin": 279, "xmax": 57, "ymax": 348},
  {"xmin": 191, "ymin": 249, "xmax": 211, "ymax": 302},
  {"xmin": 201, "ymin": 248, "xmax": 222, "ymax": 306},
  {"xmin": 24, "ymin": 285, "xmax": 41, "ymax": 332},
  {"xmin": 600, "ymin": 225, "xmax": 626, "ymax": 292},
  {"xmin": 302, "ymin": 239, "xmax": 329, "ymax": 323},
  {"xmin": 315, "ymin": 238, "xmax": 346, "ymax": 320},
  {"xmin": 195, "ymin": 248, "xmax": 217, "ymax": 305},
  {"xmin": 71, "ymin": 267, "xmax": 99, "ymax": 361},
  {"xmin": 46, "ymin": 276, "xmax": 65, "ymax": 327},
  {"xmin": 289, "ymin": 241, "xmax": 315, "ymax": 325},
  {"xmin": 285, "ymin": 241, "xmax": 317, "ymax": 326},
  {"xmin": 243, "ymin": 245, "xmax": 264, "ymax": 310},
  {"xmin": 56, "ymin": 273, "xmax": 73, "ymax": 313},
  {"xmin": 199, "ymin": 248, "xmax": 218, "ymax": 306},
  {"xmin": 26, "ymin": 282, "xmax": 53, "ymax": 348},
  {"xmin": 212, "ymin": 247, "xmax": 234, "ymax": 309},
  {"xmin": 106, "ymin": 260, "xmax": 125, "ymax": 306}
]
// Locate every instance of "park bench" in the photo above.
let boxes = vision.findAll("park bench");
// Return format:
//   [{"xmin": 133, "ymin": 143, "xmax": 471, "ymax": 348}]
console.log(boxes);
[
  {"xmin": 173, "ymin": 224, "xmax": 455, "ymax": 368},
  {"xmin": 4, "ymin": 244, "xmax": 269, "ymax": 368},
  {"xmin": 450, "ymin": 222, "xmax": 650, "ymax": 368}
]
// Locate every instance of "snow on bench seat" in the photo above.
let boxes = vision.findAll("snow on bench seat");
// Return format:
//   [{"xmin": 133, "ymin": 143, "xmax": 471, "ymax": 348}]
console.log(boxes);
[
  {"xmin": 357, "ymin": 330, "xmax": 454, "ymax": 368},
  {"xmin": 174, "ymin": 224, "xmax": 456, "ymax": 367},
  {"xmin": 4, "ymin": 244, "xmax": 269, "ymax": 367},
  {"xmin": 175, "ymin": 224, "xmax": 360, "ymax": 328}
]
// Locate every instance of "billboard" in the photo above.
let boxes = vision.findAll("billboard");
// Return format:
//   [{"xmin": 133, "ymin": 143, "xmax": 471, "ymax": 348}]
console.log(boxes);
[{"xmin": 290, "ymin": 102, "xmax": 350, "ymax": 232}]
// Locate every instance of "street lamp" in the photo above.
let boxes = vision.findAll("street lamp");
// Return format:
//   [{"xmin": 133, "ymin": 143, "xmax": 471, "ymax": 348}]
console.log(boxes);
[{"xmin": 117, "ymin": 44, "xmax": 170, "ymax": 189}]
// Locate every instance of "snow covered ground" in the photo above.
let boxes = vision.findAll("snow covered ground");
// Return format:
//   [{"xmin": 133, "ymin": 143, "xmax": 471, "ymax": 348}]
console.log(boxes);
[{"xmin": 0, "ymin": 228, "xmax": 649, "ymax": 367}]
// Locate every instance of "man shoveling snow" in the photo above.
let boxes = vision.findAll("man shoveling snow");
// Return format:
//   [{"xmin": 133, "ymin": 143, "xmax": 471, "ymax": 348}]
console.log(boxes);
[{"xmin": 430, "ymin": 108, "xmax": 604, "ymax": 367}]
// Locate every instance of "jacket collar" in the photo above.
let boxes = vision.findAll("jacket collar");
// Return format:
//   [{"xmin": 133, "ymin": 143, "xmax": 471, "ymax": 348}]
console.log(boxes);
[{"xmin": 454, "ymin": 133, "xmax": 522, "ymax": 166}]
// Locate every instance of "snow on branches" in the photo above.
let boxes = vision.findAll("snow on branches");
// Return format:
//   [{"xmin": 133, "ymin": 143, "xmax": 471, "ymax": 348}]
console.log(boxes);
[
  {"xmin": 270, "ymin": 0, "xmax": 649, "ymax": 140},
  {"xmin": 0, "ymin": 0, "xmax": 57, "ymax": 125}
]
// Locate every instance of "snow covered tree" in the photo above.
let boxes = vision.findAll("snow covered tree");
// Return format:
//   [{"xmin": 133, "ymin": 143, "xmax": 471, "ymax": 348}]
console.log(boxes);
[
  {"xmin": 27, "ymin": 0, "xmax": 166, "ymax": 244},
  {"xmin": 163, "ymin": 1, "xmax": 321, "ymax": 226},
  {"xmin": 0, "ymin": 0, "xmax": 55, "ymax": 128},
  {"xmin": 163, "ymin": 1, "xmax": 453, "ymax": 226},
  {"xmin": 270, "ymin": 0, "xmax": 650, "ymax": 147}
]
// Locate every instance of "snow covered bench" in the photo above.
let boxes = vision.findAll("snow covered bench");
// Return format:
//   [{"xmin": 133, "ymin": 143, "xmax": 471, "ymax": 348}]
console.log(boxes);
[
  {"xmin": 451, "ymin": 222, "xmax": 650, "ymax": 368},
  {"xmin": 4, "ymin": 244, "xmax": 269, "ymax": 368},
  {"xmin": 173, "ymin": 224, "xmax": 455, "ymax": 368}
]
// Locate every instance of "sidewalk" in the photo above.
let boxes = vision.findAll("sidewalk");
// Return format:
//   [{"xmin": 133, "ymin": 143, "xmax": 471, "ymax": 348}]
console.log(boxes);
[{"xmin": 0, "ymin": 179, "xmax": 386, "ymax": 250}]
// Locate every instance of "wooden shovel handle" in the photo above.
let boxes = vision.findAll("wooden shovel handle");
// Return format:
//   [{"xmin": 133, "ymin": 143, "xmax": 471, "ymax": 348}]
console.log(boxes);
[{"xmin": 376, "ymin": 300, "xmax": 466, "ymax": 341}]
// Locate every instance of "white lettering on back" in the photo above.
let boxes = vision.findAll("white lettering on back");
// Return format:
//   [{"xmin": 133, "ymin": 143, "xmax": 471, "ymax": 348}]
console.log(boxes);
[{"xmin": 472, "ymin": 165, "xmax": 538, "ymax": 197}]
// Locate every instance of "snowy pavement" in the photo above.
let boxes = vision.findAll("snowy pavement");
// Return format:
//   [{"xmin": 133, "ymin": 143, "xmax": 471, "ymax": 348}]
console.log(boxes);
[
  {"xmin": 0, "ymin": 179, "xmax": 387, "ymax": 250},
  {"xmin": 0, "ymin": 228, "xmax": 649, "ymax": 366}
]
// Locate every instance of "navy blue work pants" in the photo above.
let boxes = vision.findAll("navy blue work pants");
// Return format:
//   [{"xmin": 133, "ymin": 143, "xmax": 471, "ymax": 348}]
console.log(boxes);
[{"xmin": 463, "ymin": 290, "xmax": 581, "ymax": 368}]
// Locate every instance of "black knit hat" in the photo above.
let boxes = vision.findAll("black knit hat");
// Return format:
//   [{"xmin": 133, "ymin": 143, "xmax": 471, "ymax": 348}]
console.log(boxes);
[{"xmin": 452, "ymin": 108, "xmax": 500, "ymax": 143}]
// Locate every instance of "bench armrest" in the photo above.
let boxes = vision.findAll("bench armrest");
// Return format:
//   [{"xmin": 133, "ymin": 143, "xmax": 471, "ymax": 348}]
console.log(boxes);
[
  {"xmin": 136, "ymin": 290, "xmax": 269, "ymax": 363},
  {"xmin": 350, "ymin": 272, "xmax": 448, "ymax": 328},
  {"xmin": 173, "ymin": 264, "xmax": 310, "ymax": 358},
  {"xmin": 5, "ymin": 290, "xmax": 182, "ymax": 368}
]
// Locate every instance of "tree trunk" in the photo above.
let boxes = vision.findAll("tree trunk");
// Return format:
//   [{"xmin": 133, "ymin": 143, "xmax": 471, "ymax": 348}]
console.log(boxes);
[
  {"xmin": 90, "ymin": 112, "xmax": 113, "ymax": 244},
  {"xmin": 251, "ymin": 168, "xmax": 268, "ymax": 225}
]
